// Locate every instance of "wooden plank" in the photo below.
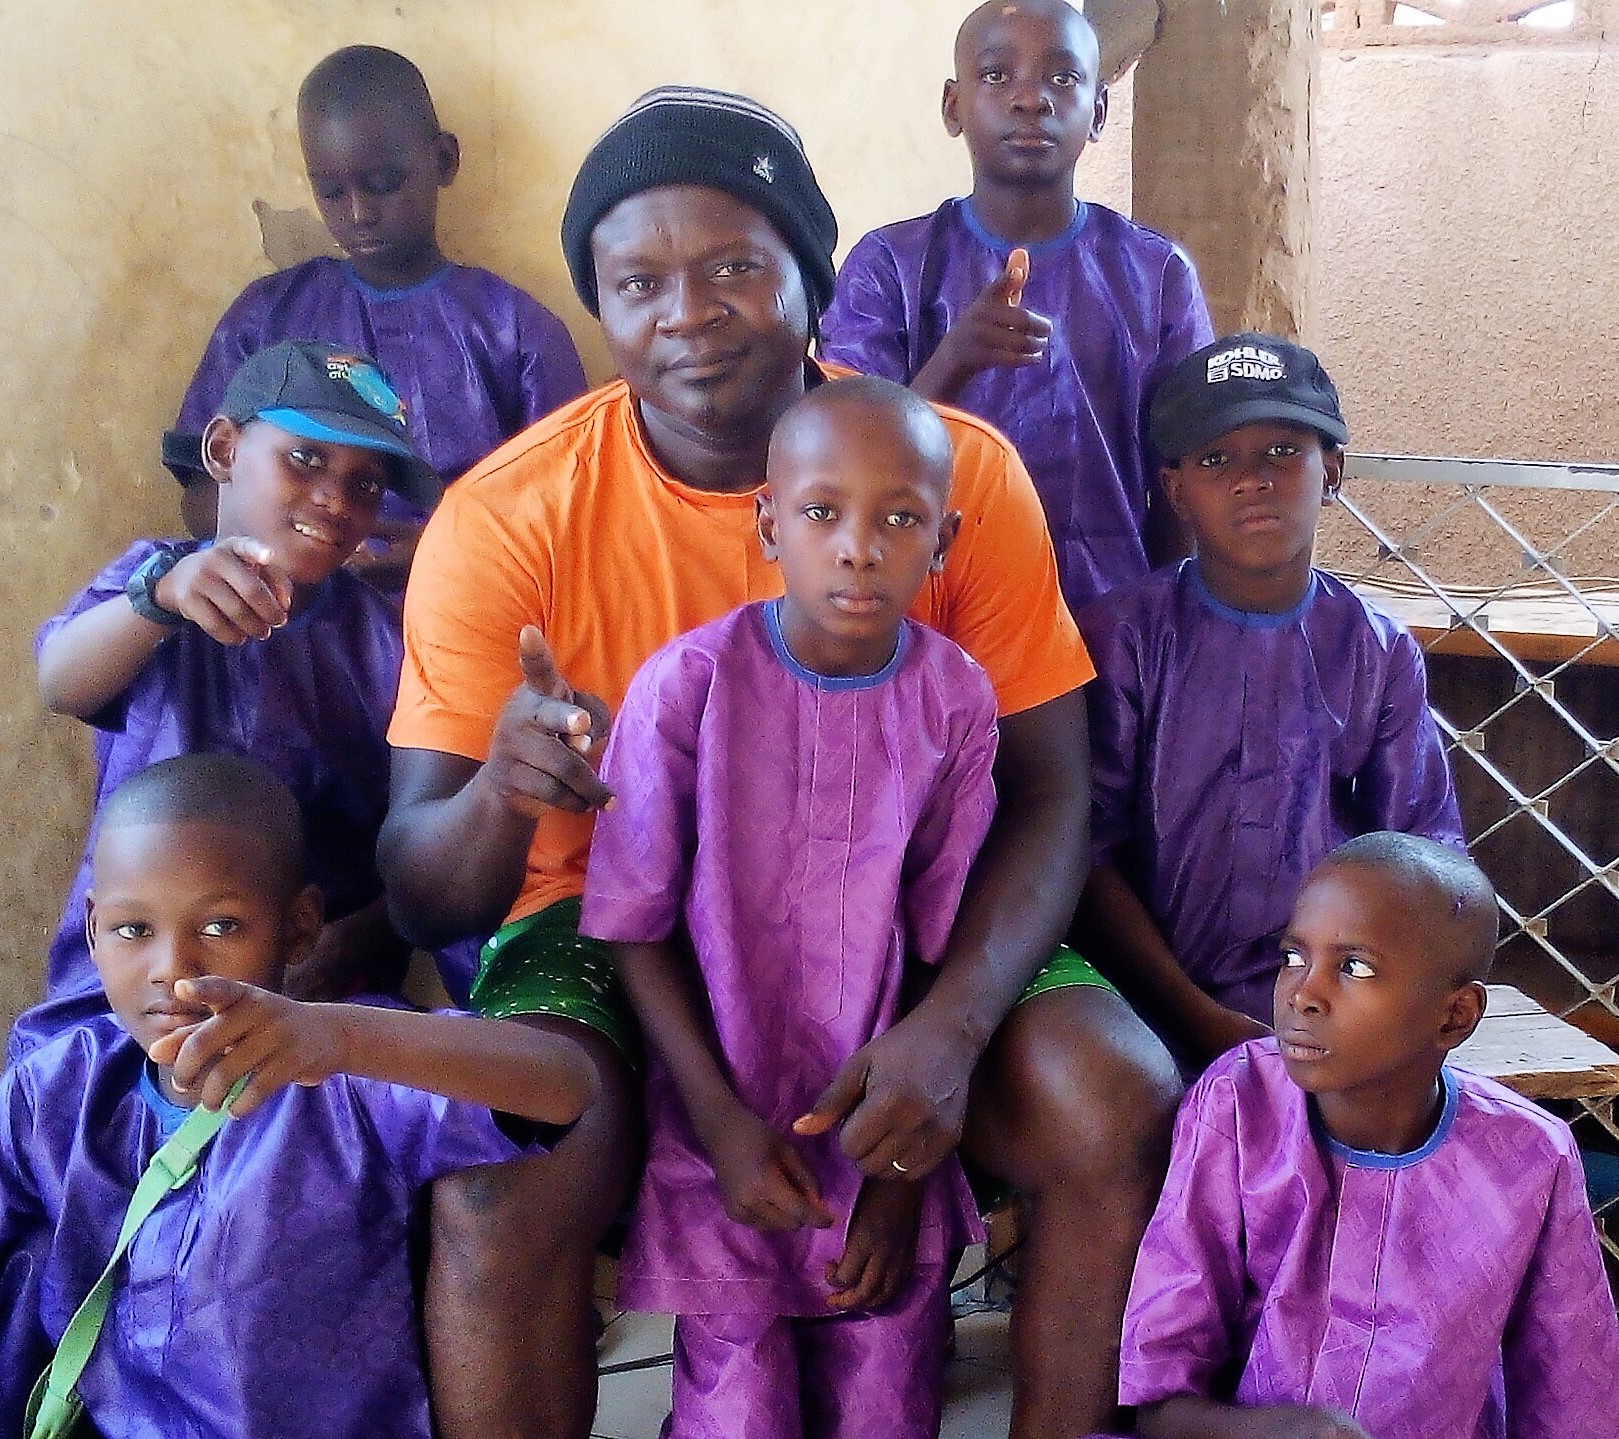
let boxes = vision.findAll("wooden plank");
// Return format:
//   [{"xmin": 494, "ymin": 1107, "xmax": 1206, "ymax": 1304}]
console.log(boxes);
[
  {"xmin": 1453, "ymin": 985, "xmax": 1619, "ymax": 1100},
  {"xmin": 1347, "ymin": 583, "xmax": 1619, "ymax": 669}
]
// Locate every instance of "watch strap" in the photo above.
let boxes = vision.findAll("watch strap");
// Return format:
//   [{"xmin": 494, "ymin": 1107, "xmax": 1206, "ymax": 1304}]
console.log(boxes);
[{"xmin": 125, "ymin": 545, "xmax": 187, "ymax": 628}]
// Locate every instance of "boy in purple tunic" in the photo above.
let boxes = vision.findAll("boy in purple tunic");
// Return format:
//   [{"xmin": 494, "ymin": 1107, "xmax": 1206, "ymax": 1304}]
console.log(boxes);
[
  {"xmin": 0, "ymin": 754, "xmax": 597, "ymax": 1439},
  {"xmin": 819, "ymin": 0, "xmax": 1213, "ymax": 612},
  {"xmin": 1076, "ymin": 335, "xmax": 1462, "ymax": 1071},
  {"xmin": 13, "ymin": 341, "xmax": 438, "ymax": 1063},
  {"xmin": 1120, "ymin": 833, "xmax": 1619, "ymax": 1439},
  {"xmin": 166, "ymin": 45, "xmax": 587, "ymax": 583},
  {"xmin": 581, "ymin": 378, "xmax": 998, "ymax": 1439}
]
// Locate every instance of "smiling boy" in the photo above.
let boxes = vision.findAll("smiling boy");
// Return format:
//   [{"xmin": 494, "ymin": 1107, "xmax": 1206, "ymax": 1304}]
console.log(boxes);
[
  {"xmin": 1120, "ymin": 833, "xmax": 1619, "ymax": 1439},
  {"xmin": 12, "ymin": 341, "xmax": 434, "ymax": 1061},
  {"xmin": 821, "ymin": 0, "xmax": 1213, "ymax": 611},
  {"xmin": 1076, "ymin": 334, "xmax": 1463, "ymax": 1071}
]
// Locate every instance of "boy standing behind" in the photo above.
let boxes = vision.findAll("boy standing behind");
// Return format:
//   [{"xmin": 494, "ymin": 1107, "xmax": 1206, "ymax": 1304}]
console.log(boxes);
[
  {"xmin": 820, "ymin": 0, "xmax": 1212, "ymax": 612},
  {"xmin": 167, "ymin": 45, "xmax": 587, "ymax": 580}
]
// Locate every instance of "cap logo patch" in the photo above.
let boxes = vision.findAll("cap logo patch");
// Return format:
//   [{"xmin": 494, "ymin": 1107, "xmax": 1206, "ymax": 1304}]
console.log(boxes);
[
  {"xmin": 326, "ymin": 353, "xmax": 408, "ymax": 426},
  {"xmin": 752, "ymin": 153, "xmax": 775, "ymax": 183},
  {"xmin": 1206, "ymin": 343, "xmax": 1285, "ymax": 385}
]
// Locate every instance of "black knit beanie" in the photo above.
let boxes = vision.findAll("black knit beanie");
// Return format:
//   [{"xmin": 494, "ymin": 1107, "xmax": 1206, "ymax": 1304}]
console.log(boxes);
[{"xmin": 562, "ymin": 87, "xmax": 838, "ymax": 320}]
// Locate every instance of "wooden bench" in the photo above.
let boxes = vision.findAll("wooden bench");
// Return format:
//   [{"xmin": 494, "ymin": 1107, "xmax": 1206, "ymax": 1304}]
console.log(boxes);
[{"xmin": 1453, "ymin": 985, "xmax": 1619, "ymax": 1100}]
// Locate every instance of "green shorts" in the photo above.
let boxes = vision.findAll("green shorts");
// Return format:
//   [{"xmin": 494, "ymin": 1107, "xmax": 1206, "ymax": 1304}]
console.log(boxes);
[
  {"xmin": 468, "ymin": 896, "xmax": 640, "ymax": 1063},
  {"xmin": 1014, "ymin": 943, "xmax": 1114, "ymax": 1005}
]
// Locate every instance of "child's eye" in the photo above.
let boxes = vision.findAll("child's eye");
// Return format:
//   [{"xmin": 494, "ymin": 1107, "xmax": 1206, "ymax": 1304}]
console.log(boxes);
[
  {"xmin": 885, "ymin": 511, "xmax": 920, "ymax": 529},
  {"xmin": 110, "ymin": 922, "xmax": 152, "ymax": 941},
  {"xmin": 352, "ymin": 473, "xmax": 386, "ymax": 500},
  {"xmin": 803, "ymin": 504, "xmax": 835, "ymax": 523},
  {"xmin": 289, "ymin": 447, "xmax": 323, "ymax": 471},
  {"xmin": 1051, "ymin": 71, "xmax": 1080, "ymax": 88},
  {"xmin": 979, "ymin": 67, "xmax": 1008, "ymax": 84},
  {"xmin": 713, "ymin": 259, "xmax": 758, "ymax": 279},
  {"xmin": 1280, "ymin": 947, "xmax": 1305, "ymax": 969},
  {"xmin": 1266, "ymin": 442, "xmax": 1301, "ymax": 459},
  {"xmin": 199, "ymin": 918, "xmax": 242, "ymax": 938},
  {"xmin": 619, "ymin": 275, "xmax": 657, "ymax": 297},
  {"xmin": 1196, "ymin": 451, "xmax": 1228, "ymax": 469},
  {"xmin": 363, "ymin": 170, "xmax": 406, "ymax": 196},
  {"xmin": 1342, "ymin": 956, "xmax": 1376, "ymax": 979}
]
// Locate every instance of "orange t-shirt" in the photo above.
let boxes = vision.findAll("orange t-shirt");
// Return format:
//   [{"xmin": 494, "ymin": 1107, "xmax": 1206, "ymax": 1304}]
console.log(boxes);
[{"xmin": 391, "ymin": 372, "xmax": 1094, "ymax": 925}]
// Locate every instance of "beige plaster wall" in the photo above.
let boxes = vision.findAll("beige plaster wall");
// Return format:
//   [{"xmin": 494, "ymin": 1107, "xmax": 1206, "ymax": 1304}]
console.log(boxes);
[{"xmin": 0, "ymin": 2, "xmax": 1134, "ymax": 1028}]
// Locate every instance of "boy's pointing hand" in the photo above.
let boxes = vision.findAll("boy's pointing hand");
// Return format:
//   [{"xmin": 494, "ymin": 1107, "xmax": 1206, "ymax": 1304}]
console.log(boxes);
[{"xmin": 912, "ymin": 247, "xmax": 1052, "ymax": 405}]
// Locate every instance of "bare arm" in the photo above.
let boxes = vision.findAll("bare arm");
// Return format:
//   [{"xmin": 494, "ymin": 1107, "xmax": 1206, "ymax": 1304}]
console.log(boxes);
[
  {"xmin": 38, "ymin": 538, "xmax": 292, "ymax": 718},
  {"xmin": 797, "ymin": 689, "xmax": 1090, "ymax": 1175},
  {"xmin": 377, "ymin": 626, "xmax": 610, "ymax": 947},
  {"xmin": 1079, "ymin": 860, "xmax": 1268, "ymax": 1065},
  {"xmin": 615, "ymin": 938, "xmax": 833, "ymax": 1232},
  {"xmin": 1139, "ymin": 1397, "xmax": 1372, "ymax": 1439},
  {"xmin": 148, "ymin": 974, "xmax": 599, "ymax": 1124}
]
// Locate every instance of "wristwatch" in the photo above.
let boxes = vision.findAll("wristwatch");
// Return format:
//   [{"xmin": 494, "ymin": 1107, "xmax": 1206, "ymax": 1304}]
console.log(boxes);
[{"xmin": 125, "ymin": 545, "xmax": 187, "ymax": 627}]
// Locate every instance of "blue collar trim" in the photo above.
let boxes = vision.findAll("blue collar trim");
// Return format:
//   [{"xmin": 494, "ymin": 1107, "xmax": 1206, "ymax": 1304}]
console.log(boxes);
[
  {"xmin": 1187, "ymin": 558, "xmax": 1318, "ymax": 629},
  {"xmin": 1323, "ymin": 1067, "xmax": 1459, "ymax": 1170},
  {"xmin": 343, "ymin": 259, "xmax": 453, "ymax": 301},
  {"xmin": 960, "ymin": 196, "xmax": 1087, "ymax": 256},
  {"xmin": 139, "ymin": 1062, "xmax": 193, "ymax": 1137},
  {"xmin": 764, "ymin": 600, "xmax": 908, "ymax": 690}
]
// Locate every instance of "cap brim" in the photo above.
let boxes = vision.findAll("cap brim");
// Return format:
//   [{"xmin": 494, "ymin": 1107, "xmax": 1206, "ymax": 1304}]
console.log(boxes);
[
  {"xmin": 1158, "ymin": 399, "xmax": 1349, "ymax": 463},
  {"xmin": 258, "ymin": 407, "xmax": 442, "ymax": 509}
]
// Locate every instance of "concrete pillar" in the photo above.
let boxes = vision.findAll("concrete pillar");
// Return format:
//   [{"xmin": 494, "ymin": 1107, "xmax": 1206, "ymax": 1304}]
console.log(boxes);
[{"xmin": 1130, "ymin": 0, "xmax": 1320, "ymax": 338}]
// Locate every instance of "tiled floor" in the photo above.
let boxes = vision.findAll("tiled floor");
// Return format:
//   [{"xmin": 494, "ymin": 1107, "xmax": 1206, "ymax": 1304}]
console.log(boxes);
[{"xmin": 591, "ymin": 1259, "xmax": 1014, "ymax": 1439}]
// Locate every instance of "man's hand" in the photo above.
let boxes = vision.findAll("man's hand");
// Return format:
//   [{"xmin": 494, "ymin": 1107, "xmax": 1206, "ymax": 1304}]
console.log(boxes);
[
  {"xmin": 146, "ymin": 975, "xmax": 346, "ymax": 1117},
  {"xmin": 793, "ymin": 1010, "xmax": 976, "ymax": 1179},
  {"xmin": 154, "ymin": 537, "xmax": 293, "ymax": 643},
  {"xmin": 705, "ymin": 1104, "xmax": 837, "ymax": 1233},
  {"xmin": 825, "ymin": 1176, "xmax": 922, "ymax": 1312},
  {"xmin": 482, "ymin": 625, "xmax": 613, "ymax": 818},
  {"xmin": 912, "ymin": 248, "xmax": 1052, "ymax": 404}
]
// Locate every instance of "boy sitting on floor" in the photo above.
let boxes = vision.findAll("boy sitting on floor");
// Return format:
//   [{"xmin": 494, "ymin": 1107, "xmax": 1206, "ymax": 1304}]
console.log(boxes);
[
  {"xmin": 0, "ymin": 753, "xmax": 596, "ymax": 1439},
  {"xmin": 820, "ymin": 0, "xmax": 1212, "ymax": 612},
  {"xmin": 1076, "ymin": 334, "xmax": 1463, "ymax": 1070},
  {"xmin": 1120, "ymin": 832, "xmax": 1619, "ymax": 1439}
]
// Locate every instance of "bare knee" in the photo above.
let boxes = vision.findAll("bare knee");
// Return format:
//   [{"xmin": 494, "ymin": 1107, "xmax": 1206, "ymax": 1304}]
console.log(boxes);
[{"xmin": 967, "ymin": 985, "xmax": 1181, "ymax": 1199}]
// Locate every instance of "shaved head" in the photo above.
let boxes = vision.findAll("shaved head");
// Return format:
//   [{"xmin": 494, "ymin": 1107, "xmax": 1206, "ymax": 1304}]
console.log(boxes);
[
  {"xmin": 1322, "ymin": 833, "xmax": 1498, "ymax": 985},
  {"xmin": 769, "ymin": 376, "xmax": 955, "ymax": 501},
  {"xmin": 97, "ymin": 755, "xmax": 308, "ymax": 897},
  {"xmin": 955, "ymin": 0, "xmax": 1098, "ymax": 74},
  {"xmin": 298, "ymin": 45, "xmax": 440, "ymax": 138}
]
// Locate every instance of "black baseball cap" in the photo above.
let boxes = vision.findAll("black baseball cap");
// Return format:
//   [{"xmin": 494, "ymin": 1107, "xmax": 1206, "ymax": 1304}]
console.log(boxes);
[
  {"xmin": 1149, "ymin": 333, "xmax": 1349, "ymax": 463},
  {"xmin": 163, "ymin": 341, "xmax": 440, "ymax": 508}
]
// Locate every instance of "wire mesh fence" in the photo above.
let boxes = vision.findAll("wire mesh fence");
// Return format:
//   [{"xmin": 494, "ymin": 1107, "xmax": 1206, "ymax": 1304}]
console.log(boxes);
[{"xmin": 1321, "ymin": 452, "xmax": 1619, "ymax": 1257}]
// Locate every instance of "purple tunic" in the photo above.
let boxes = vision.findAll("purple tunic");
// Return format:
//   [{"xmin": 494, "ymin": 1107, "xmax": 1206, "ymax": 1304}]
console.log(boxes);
[
  {"xmin": 0, "ymin": 1014, "xmax": 536, "ymax": 1439},
  {"xmin": 1078, "ymin": 561, "xmax": 1463, "ymax": 1024},
  {"xmin": 1120, "ymin": 1040, "xmax": 1619, "ymax": 1437},
  {"xmin": 819, "ymin": 199, "xmax": 1214, "ymax": 611},
  {"xmin": 172, "ymin": 257, "xmax": 588, "ymax": 522},
  {"xmin": 10, "ymin": 541, "xmax": 404, "ymax": 1061},
  {"xmin": 581, "ymin": 603, "xmax": 997, "ymax": 1314}
]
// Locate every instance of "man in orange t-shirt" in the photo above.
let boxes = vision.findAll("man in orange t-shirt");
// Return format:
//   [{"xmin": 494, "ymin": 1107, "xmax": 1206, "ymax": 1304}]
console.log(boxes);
[{"xmin": 381, "ymin": 87, "xmax": 1181, "ymax": 1439}]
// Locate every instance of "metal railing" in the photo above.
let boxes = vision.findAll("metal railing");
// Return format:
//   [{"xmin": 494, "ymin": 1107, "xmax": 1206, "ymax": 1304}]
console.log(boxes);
[{"xmin": 1323, "ymin": 451, "xmax": 1619, "ymax": 1254}]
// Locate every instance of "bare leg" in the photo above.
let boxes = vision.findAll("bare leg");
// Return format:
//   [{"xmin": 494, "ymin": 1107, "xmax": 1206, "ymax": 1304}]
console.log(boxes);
[
  {"xmin": 962, "ymin": 986, "xmax": 1180, "ymax": 1439},
  {"xmin": 426, "ymin": 1018, "xmax": 642, "ymax": 1439}
]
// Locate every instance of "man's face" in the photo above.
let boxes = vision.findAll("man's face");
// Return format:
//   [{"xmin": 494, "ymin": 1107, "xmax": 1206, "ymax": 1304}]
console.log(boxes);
[{"xmin": 590, "ymin": 185, "xmax": 812, "ymax": 463}]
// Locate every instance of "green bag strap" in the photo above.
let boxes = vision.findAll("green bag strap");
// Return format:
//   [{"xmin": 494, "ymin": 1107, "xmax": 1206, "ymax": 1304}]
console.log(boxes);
[{"xmin": 28, "ymin": 1076, "xmax": 249, "ymax": 1439}]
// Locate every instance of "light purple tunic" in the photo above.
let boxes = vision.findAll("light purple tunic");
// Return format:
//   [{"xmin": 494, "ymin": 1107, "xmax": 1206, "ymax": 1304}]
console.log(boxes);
[
  {"xmin": 1120, "ymin": 1040, "xmax": 1619, "ymax": 1438},
  {"xmin": 819, "ymin": 199, "xmax": 1213, "ymax": 611},
  {"xmin": 0, "ymin": 1013, "xmax": 537, "ymax": 1439},
  {"xmin": 171, "ymin": 257, "xmax": 588, "ymax": 522},
  {"xmin": 581, "ymin": 602, "xmax": 997, "ymax": 1315},
  {"xmin": 1078, "ymin": 560, "xmax": 1463, "ymax": 1025},
  {"xmin": 10, "ymin": 541, "xmax": 406, "ymax": 1061}
]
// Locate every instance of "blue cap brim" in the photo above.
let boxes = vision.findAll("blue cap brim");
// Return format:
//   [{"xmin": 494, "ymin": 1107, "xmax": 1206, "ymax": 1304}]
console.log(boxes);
[{"xmin": 258, "ymin": 408, "xmax": 441, "ymax": 508}]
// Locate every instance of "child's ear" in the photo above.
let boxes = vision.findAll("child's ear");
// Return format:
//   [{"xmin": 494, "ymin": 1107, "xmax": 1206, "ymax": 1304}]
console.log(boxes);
[
  {"xmin": 201, "ymin": 416, "xmax": 243, "ymax": 486},
  {"xmin": 931, "ymin": 510, "xmax": 963, "ymax": 573},
  {"xmin": 756, "ymin": 490, "xmax": 781, "ymax": 561},
  {"xmin": 1160, "ymin": 462, "xmax": 1189, "ymax": 522},
  {"xmin": 434, "ymin": 130, "xmax": 461, "ymax": 188},
  {"xmin": 282, "ymin": 883, "xmax": 326, "ymax": 969},
  {"xmin": 84, "ymin": 893, "xmax": 99, "ymax": 953},
  {"xmin": 1436, "ymin": 980, "xmax": 1487, "ymax": 1054},
  {"xmin": 1321, "ymin": 446, "xmax": 1345, "ymax": 507},
  {"xmin": 941, "ymin": 79, "xmax": 962, "ymax": 138},
  {"xmin": 1089, "ymin": 83, "xmax": 1110, "ymax": 143}
]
